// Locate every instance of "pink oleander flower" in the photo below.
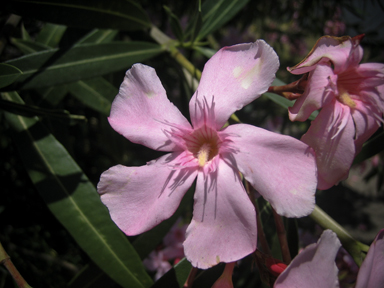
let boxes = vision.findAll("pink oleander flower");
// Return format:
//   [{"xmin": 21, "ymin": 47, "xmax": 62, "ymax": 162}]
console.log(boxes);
[
  {"xmin": 288, "ymin": 35, "xmax": 384, "ymax": 190},
  {"xmin": 274, "ymin": 229, "xmax": 384, "ymax": 288},
  {"xmin": 97, "ymin": 40, "xmax": 318, "ymax": 269}
]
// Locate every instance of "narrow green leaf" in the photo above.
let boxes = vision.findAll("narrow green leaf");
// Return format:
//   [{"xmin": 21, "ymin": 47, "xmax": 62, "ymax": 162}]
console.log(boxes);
[
  {"xmin": 4, "ymin": 42, "xmax": 164, "ymax": 90},
  {"xmin": 353, "ymin": 130, "xmax": 384, "ymax": 165},
  {"xmin": 0, "ymin": 63, "xmax": 23, "ymax": 89},
  {"xmin": 36, "ymin": 23, "xmax": 67, "ymax": 47},
  {"xmin": 11, "ymin": 38, "xmax": 51, "ymax": 54},
  {"xmin": 193, "ymin": 46, "xmax": 216, "ymax": 58},
  {"xmin": 21, "ymin": 23, "xmax": 31, "ymax": 41},
  {"xmin": 185, "ymin": 8, "xmax": 202, "ymax": 43},
  {"xmin": 2, "ymin": 91, "xmax": 153, "ymax": 288},
  {"xmin": 36, "ymin": 85, "xmax": 69, "ymax": 107},
  {"xmin": 197, "ymin": 0, "xmax": 249, "ymax": 41},
  {"xmin": 0, "ymin": 98, "xmax": 86, "ymax": 124},
  {"xmin": 76, "ymin": 29, "xmax": 118, "ymax": 45},
  {"xmin": 67, "ymin": 78, "xmax": 117, "ymax": 115},
  {"xmin": 150, "ymin": 258, "xmax": 192, "ymax": 288},
  {"xmin": 163, "ymin": 6, "xmax": 184, "ymax": 42},
  {"xmin": 5, "ymin": 0, "xmax": 151, "ymax": 31}
]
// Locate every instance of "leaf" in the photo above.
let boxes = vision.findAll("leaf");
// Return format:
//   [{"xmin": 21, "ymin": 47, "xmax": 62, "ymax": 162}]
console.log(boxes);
[
  {"xmin": 163, "ymin": 6, "xmax": 184, "ymax": 42},
  {"xmin": 36, "ymin": 85, "xmax": 69, "ymax": 107},
  {"xmin": 193, "ymin": 46, "xmax": 216, "ymax": 58},
  {"xmin": 150, "ymin": 258, "xmax": 192, "ymax": 288},
  {"xmin": 36, "ymin": 23, "xmax": 67, "ymax": 47},
  {"xmin": 0, "ymin": 98, "xmax": 86, "ymax": 124},
  {"xmin": 197, "ymin": 0, "xmax": 250, "ymax": 41},
  {"xmin": 11, "ymin": 38, "xmax": 52, "ymax": 54},
  {"xmin": 3, "ymin": 42, "xmax": 164, "ymax": 90},
  {"xmin": 2, "ymin": 91, "xmax": 153, "ymax": 288},
  {"xmin": 0, "ymin": 63, "xmax": 23, "ymax": 89},
  {"xmin": 353, "ymin": 130, "xmax": 384, "ymax": 165},
  {"xmin": 67, "ymin": 77, "xmax": 117, "ymax": 115},
  {"xmin": 76, "ymin": 29, "xmax": 119, "ymax": 45},
  {"xmin": 5, "ymin": 0, "xmax": 151, "ymax": 31},
  {"xmin": 184, "ymin": 7, "xmax": 202, "ymax": 43}
]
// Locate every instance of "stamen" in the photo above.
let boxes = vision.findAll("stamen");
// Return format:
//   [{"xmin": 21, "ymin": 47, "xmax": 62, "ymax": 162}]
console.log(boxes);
[
  {"xmin": 337, "ymin": 86, "xmax": 356, "ymax": 109},
  {"xmin": 197, "ymin": 143, "xmax": 211, "ymax": 167}
]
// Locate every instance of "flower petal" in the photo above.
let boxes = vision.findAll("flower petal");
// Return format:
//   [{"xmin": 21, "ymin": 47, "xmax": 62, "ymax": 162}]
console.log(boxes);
[
  {"xmin": 223, "ymin": 123, "xmax": 317, "ymax": 217},
  {"xmin": 288, "ymin": 35, "xmax": 362, "ymax": 75},
  {"xmin": 97, "ymin": 152, "xmax": 197, "ymax": 235},
  {"xmin": 108, "ymin": 64, "xmax": 192, "ymax": 151},
  {"xmin": 274, "ymin": 230, "xmax": 341, "ymax": 288},
  {"xmin": 183, "ymin": 160, "xmax": 256, "ymax": 269},
  {"xmin": 301, "ymin": 101, "xmax": 355, "ymax": 190},
  {"xmin": 289, "ymin": 64, "xmax": 335, "ymax": 121},
  {"xmin": 355, "ymin": 229, "xmax": 384, "ymax": 288},
  {"xmin": 189, "ymin": 40, "xmax": 279, "ymax": 129}
]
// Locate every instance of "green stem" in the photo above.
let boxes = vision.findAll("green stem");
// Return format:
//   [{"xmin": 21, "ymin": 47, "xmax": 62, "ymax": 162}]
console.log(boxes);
[
  {"xmin": 0, "ymin": 242, "xmax": 33, "ymax": 288},
  {"xmin": 150, "ymin": 25, "xmax": 201, "ymax": 80},
  {"xmin": 310, "ymin": 205, "xmax": 369, "ymax": 266},
  {"xmin": 272, "ymin": 208, "xmax": 291, "ymax": 265}
]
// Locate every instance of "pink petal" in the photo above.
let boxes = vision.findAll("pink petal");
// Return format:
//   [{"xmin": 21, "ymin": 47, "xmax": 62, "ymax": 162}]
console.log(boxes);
[
  {"xmin": 301, "ymin": 100, "xmax": 355, "ymax": 190},
  {"xmin": 288, "ymin": 35, "xmax": 362, "ymax": 75},
  {"xmin": 289, "ymin": 64, "xmax": 335, "ymax": 121},
  {"xmin": 223, "ymin": 123, "xmax": 317, "ymax": 217},
  {"xmin": 189, "ymin": 40, "xmax": 279, "ymax": 129},
  {"xmin": 274, "ymin": 230, "xmax": 341, "ymax": 288},
  {"xmin": 97, "ymin": 152, "xmax": 197, "ymax": 235},
  {"xmin": 108, "ymin": 64, "xmax": 192, "ymax": 151},
  {"xmin": 183, "ymin": 160, "xmax": 256, "ymax": 269},
  {"xmin": 355, "ymin": 229, "xmax": 384, "ymax": 288},
  {"xmin": 355, "ymin": 63, "xmax": 384, "ymax": 87}
]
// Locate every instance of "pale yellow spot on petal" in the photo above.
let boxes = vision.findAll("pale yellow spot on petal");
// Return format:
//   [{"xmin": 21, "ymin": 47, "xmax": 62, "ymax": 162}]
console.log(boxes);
[
  {"xmin": 146, "ymin": 91, "xmax": 156, "ymax": 98},
  {"xmin": 289, "ymin": 189, "xmax": 298, "ymax": 195},
  {"xmin": 233, "ymin": 61, "xmax": 262, "ymax": 90},
  {"xmin": 233, "ymin": 66, "xmax": 242, "ymax": 78},
  {"xmin": 216, "ymin": 255, "xmax": 220, "ymax": 264}
]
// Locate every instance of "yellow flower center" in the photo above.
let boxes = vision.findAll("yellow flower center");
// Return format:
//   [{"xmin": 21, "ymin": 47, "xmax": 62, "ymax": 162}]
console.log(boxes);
[
  {"xmin": 337, "ymin": 87, "xmax": 356, "ymax": 109},
  {"xmin": 184, "ymin": 126, "xmax": 220, "ymax": 167}
]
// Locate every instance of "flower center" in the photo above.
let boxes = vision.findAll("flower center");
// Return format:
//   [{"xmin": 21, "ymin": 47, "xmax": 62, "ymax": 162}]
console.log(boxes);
[
  {"xmin": 337, "ymin": 86, "xmax": 356, "ymax": 109},
  {"xmin": 184, "ymin": 126, "xmax": 220, "ymax": 167}
]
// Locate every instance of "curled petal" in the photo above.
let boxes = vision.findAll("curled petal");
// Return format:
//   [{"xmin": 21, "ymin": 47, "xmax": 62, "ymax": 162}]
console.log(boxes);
[
  {"xmin": 355, "ymin": 229, "xmax": 384, "ymax": 288},
  {"xmin": 109, "ymin": 64, "xmax": 192, "ymax": 151},
  {"xmin": 301, "ymin": 100, "xmax": 355, "ymax": 190},
  {"xmin": 288, "ymin": 35, "xmax": 363, "ymax": 75},
  {"xmin": 274, "ymin": 230, "xmax": 341, "ymax": 288},
  {"xmin": 189, "ymin": 40, "xmax": 279, "ymax": 129},
  {"xmin": 97, "ymin": 152, "xmax": 197, "ymax": 235},
  {"xmin": 223, "ymin": 124, "xmax": 317, "ymax": 218},
  {"xmin": 183, "ymin": 160, "xmax": 256, "ymax": 269},
  {"xmin": 289, "ymin": 64, "xmax": 335, "ymax": 121}
]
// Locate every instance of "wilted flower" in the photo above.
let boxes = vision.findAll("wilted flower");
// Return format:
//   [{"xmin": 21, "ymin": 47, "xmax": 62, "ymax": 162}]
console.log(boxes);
[
  {"xmin": 288, "ymin": 35, "xmax": 384, "ymax": 189},
  {"xmin": 98, "ymin": 40, "xmax": 317, "ymax": 269}
]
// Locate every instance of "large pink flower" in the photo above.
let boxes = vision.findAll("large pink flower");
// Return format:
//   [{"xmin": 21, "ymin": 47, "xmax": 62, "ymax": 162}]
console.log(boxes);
[
  {"xmin": 97, "ymin": 40, "xmax": 318, "ymax": 269},
  {"xmin": 274, "ymin": 229, "xmax": 384, "ymax": 288},
  {"xmin": 288, "ymin": 35, "xmax": 384, "ymax": 190}
]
